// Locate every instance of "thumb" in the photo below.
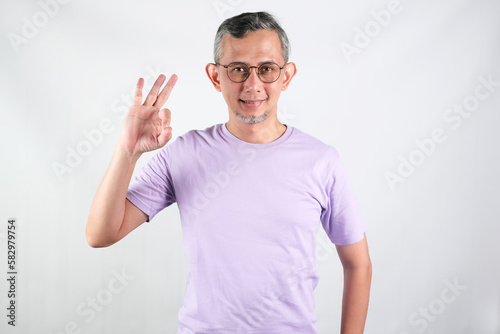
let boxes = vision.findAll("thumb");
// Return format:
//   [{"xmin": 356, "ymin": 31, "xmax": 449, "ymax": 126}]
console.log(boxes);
[
  {"xmin": 157, "ymin": 126, "xmax": 172, "ymax": 148},
  {"xmin": 159, "ymin": 108, "xmax": 171, "ymax": 128}
]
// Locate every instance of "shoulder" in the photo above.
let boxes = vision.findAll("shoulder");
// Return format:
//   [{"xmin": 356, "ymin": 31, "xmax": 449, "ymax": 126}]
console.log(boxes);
[
  {"xmin": 172, "ymin": 123, "xmax": 221, "ymax": 145},
  {"xmin": 160, "ymin": 123, "xmax": 222, "ymax": 153},
  {"xmin": 155, "ymin": 123, "xmax": 223, "ymax": 163},
  {"xmin": 288, "ymin": 126, "xmax": 341, "ymax": 161}
]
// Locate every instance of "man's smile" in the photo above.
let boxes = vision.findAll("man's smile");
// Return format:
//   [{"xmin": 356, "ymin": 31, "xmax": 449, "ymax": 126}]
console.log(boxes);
[{"xmin": 239, "ymin": 99, "xmax": 267, "ymax": 108}]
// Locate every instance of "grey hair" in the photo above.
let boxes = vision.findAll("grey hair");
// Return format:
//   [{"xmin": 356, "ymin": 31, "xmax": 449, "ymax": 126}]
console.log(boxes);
[{"xmin": 213, "ymin": 11, "xmax": 290, "ymax": 64}]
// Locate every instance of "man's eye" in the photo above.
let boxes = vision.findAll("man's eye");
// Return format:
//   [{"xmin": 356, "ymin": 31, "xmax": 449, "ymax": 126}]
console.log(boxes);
[
  {"xmin": 231, "ymin": 67, "xmax": 246, "ymax": 72},
  {"xmin": 260, "ymin": 67, "xmax": 273, "ymax": 72}
]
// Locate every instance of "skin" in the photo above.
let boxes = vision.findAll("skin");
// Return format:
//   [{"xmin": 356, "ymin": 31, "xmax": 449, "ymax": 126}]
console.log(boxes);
[
  {"xmin": 206, "ymin": 29, "xmax": 296, "ymax": 144},
  {"xmin": 86, "ymin": 74, "xmax": 176, "ymax": 247},
  {"xmin": 86, "ymin": 27, "xmax": 371, "ymax": 333},
  {"xmin": 336, "ymin": 233, "xmax": 372, "ymax": 334}
]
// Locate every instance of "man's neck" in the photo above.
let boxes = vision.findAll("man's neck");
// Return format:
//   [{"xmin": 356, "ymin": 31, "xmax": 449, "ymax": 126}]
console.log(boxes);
[{"xmin": 225, "ymin": 119, "xmax": 287, "ymax": 144}]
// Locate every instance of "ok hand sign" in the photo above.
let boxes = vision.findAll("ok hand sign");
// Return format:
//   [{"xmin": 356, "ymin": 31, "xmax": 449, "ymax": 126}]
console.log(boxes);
[{"xmin": 119, "ymin": 74, "xmax": 178, "ymax": 157}]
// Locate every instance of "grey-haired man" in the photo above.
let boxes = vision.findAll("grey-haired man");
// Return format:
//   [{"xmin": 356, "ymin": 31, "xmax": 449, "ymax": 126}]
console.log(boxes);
[{"xmin": 87, "ymin": 11, "xmax": 371, "ymax": 333}]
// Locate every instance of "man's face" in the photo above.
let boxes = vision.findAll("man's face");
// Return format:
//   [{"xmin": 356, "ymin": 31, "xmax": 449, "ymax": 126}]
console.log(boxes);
[{"xmin": 207, "ymin": 29, "xmax": 296, "ymax": 125}]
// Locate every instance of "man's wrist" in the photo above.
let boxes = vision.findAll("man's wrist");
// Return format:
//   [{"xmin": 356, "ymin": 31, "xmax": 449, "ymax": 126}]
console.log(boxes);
[{"xmin": 115, "ymin": 144, "xmax": 142, "ymax": 165}]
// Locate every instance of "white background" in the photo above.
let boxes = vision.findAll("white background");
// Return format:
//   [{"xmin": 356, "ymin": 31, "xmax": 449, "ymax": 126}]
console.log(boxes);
[{"xmin": 1, "ymin": 0, "xmax": 499, "ymax": 333}]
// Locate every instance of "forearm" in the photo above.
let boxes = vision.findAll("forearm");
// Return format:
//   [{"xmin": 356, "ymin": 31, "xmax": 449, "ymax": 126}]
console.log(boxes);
[
  {"xmin": 86, "ymin": 144, "xmax": 140, "ymax": 247},
  {"xmin": 340, "ymin": 263, "xmax": 372, "ymax": 334}
]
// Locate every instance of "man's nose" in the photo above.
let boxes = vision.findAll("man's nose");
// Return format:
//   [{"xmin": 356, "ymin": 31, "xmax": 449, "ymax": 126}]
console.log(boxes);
[{"xmin": 243, "ymin": 67, "xmax": 263, "ymax": 91}]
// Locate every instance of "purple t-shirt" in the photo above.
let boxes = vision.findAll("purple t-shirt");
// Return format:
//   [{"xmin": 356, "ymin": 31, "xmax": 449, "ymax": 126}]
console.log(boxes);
[{"xmin": 126, "ymin": 123, "xmax": 366, "ymax": 333}]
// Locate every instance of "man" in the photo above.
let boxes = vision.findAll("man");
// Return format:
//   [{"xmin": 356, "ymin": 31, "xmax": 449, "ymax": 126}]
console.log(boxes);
[{"xmin": 86, "ymin": 11, "xmax": 371, "ymax": 334}]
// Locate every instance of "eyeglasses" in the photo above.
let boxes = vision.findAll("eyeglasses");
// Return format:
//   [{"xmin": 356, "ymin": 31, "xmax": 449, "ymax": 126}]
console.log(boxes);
[{"xmin": 216, "ymin": 62, "xmax": 286, "ymax": 83}]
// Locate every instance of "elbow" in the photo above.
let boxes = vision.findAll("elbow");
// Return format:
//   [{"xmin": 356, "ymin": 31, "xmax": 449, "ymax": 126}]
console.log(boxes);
[
  {"xmin": 343, "ymin": 257, "xmax": 372, "ymax": 276},
  {"xmin": 343, "ymin": 260, "xmax": 372, "ymax": 286},
  {"xmin": 361, "ymin": 257, "xmax": 372, "ymax": 276},
  {"xmin": 86, "ymin": 237, "xmax": 109, "ymax": 248},
  {"xmin": 366, "ymin": 259, "xmax": 373, "ymax": 279},
  {"xmin": 85, "ymin": 222, "xmax": 116, "ymax": 248},
  {"xmin": 364, "ymin": 257, "xmax": 372, "ymax": 272},
  {"xmin": 362, "ymin": 259, "xmax": 373, "ymax": 282},
  {"xmin": 86, "ymin": 234, "xmax": 107, "ymax": 248},
  {"xmin": 86, "ymin": 235, "xmax": 115, "ymax": 248}
]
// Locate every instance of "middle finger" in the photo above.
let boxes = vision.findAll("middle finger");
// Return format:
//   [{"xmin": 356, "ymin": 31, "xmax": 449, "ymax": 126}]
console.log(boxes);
[{"xmin": 143, "ymin": 74, "xmax": 166, "ymax": 106}]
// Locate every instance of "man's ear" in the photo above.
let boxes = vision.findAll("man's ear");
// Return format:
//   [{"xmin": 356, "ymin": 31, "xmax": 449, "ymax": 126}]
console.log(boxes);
[
  {"xmin": 206, "ymin": 63, "xmax": 222, "ymax": 92},
  {"xmin": 281, "ymin": 62, "xmax": 297, "ymax": 91}
]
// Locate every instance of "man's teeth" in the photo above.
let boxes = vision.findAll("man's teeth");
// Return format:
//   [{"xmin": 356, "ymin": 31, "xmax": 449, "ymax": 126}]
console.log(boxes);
[{"xmin": 242, "ymin": 100, "xmax": 260, "ymax": 104}]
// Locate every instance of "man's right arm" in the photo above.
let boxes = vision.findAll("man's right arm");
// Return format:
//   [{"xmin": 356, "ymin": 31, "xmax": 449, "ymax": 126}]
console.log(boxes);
[
  {"xmin": 85, "ymin": 145, "xmax": 146, "ymax": 248},
  {"xmin": 85, "ymin": 74, "xmax": 178, "ymax": 248}
]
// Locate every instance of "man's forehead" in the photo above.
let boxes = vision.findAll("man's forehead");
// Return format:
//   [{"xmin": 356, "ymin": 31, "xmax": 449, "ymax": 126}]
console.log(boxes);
[
  {"xmin": 228, "ymin": 60, "xmax": 280, "ymax": 65},
  {"xmin": 219, "ymin": 30, "xmax": 284, "ymax": 63}
]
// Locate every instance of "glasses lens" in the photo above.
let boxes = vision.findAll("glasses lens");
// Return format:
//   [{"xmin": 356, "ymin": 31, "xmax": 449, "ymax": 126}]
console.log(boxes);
[
  {"xmin": 258, "ymin": 63, "xmax": 281, "ymax": 83},
  {"xmin": 227, "ymin": 63, "xmax": 249, "ymax": 83}
]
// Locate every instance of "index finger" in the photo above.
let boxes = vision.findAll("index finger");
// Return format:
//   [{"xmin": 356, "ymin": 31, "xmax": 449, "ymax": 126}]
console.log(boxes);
[
  {"xmin": 133, "ymin": 77, "xmax": 145, "ymax": 105},
  {"xmin": 153, "ymin": 74, "xmax": 178, "ymax": 108}
]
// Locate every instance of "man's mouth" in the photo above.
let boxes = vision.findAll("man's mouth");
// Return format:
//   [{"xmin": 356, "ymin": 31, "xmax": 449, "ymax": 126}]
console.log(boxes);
[
  {"xmin": 239, "ymin": 99, "xmax": 266, "ymax": 108},
  {"xmin": 240, "ymin": 99, "xmax": 265, "ymax": 104}
]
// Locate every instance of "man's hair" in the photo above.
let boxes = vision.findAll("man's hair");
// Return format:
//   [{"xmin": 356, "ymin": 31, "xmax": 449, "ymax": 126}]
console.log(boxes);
[{"xmin": 213, "ymin": 11, "xmax": 290, "ymax": 64}]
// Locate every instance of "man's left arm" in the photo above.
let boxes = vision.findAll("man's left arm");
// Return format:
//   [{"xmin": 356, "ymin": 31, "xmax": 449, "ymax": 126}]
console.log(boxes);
[{"xmin": 335, "ymin": 233, "xmax": 372, "ymax": 334}]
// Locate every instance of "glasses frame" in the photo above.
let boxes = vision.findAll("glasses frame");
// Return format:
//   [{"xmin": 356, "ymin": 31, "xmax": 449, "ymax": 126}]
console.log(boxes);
[{"xmin": 216, "ymin": 62, "xmax": 287, "ymax": 83}]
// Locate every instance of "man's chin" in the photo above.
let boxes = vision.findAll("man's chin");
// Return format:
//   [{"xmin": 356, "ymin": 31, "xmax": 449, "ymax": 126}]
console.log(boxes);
[{"xmin": 234, "ymin": 110, "xmax": 269, "ymax": 124}]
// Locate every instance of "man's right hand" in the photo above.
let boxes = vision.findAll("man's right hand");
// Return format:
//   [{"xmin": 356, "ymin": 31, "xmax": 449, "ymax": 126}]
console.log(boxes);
[
  {"xmin": 86, "ymin": 73, "xmax": 178, "ymax": 248},
  {"xmin": 119, "ymin": 74, "xmax": 178, "ymax": 157}
]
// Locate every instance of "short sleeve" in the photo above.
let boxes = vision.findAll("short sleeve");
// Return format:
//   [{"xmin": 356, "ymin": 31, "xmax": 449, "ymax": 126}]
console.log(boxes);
[
  {"xmin": 320, "ymin": 152, "xmax": 366, "ymax": 245},
  {"xmin": 126, "ymin": 148, "xmax": 176, "ymax": 222}
]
